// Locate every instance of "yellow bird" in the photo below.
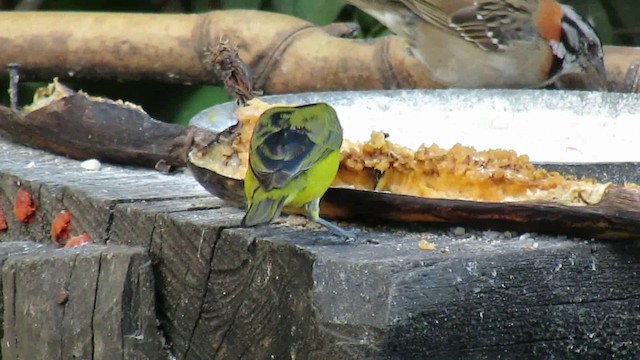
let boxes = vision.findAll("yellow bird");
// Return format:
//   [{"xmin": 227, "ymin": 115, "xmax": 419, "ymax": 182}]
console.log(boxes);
[{"xmin": 241, "ymin": 103, "xmax": 353, "ymax": 239}]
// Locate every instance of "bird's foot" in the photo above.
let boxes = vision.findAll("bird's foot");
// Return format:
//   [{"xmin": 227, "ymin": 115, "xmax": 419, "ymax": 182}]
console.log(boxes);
[{"xmin": 314, "ymin": 217, "xmax": 357, "ymax": 241}]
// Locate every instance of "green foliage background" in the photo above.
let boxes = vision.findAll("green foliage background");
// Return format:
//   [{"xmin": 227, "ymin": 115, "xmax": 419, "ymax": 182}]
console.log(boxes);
[{"xmin": 1, "ymin": 0, "xmax": 637, "ymax": 125}]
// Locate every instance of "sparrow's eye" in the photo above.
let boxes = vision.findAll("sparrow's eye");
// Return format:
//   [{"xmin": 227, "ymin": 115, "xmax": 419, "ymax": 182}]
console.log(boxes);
[{"xmin": 584, "ymin": 39, "xmax": 600, "ymax": 57}]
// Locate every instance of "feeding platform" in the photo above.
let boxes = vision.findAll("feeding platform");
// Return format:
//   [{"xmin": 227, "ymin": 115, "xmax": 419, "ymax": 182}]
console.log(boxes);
[{"xmin": 0, "ymin": 89, "xmax": 639, "ymax": 359}]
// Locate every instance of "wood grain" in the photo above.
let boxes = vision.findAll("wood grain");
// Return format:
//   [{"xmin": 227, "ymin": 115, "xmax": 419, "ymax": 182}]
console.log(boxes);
[
  {"xmin": 0, "ymin": 241, "xmax": 46, "ymax": 358},
  {"xmin": 1, "ymin": 138, "xmax": 639, "ymax": 359},
  {"xmin": 1, "ymin": 244, "xmax": 163, "ymax": 360}
]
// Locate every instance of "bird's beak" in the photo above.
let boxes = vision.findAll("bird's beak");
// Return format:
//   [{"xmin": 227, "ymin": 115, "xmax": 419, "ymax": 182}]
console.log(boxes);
[
  {"xmin": 585, "ymin": 56, "xmax": 608, "ymax": 91},
  {"xmin": 554, "ymin": 57, "xmax": 609, "ymax": 91}
]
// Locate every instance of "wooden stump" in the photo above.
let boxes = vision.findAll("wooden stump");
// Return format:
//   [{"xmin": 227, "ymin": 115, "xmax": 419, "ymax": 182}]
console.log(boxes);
[
  {"xmin": 1, "ymin": 243, "xmax": 164, "ymax": 360},
  {"xmin": 0, "ymin": 138, "xmax": 639, "ymax": 359}
]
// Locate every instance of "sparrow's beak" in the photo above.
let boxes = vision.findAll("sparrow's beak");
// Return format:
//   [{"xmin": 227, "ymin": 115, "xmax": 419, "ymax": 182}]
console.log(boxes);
[
  {"xmin": 553, "ymin": 55, "xmax": 609, "ymax": 91},
  {"xmin": 585, "ymin": 56, "xmax": 608, "ymax": 91}
]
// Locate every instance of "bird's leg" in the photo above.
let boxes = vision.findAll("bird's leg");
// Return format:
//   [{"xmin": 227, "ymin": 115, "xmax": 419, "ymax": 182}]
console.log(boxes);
[
  {"xmin": 314, "ymin": 217, "xmax": 356, "ymax": 241},
  {"xmin": 303, "ymin": 198, "xmax": 355, "ymax": 240}
]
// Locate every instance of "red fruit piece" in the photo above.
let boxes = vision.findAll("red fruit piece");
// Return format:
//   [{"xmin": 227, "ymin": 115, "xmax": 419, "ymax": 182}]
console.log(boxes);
[
  {"xmin": 64, "ymin": 232, "xmax": 91, "ymax": 248},
  {"xmin": 13, "ymin": 187, "xmax": 36, "ymax": 223},
  {"xmin": 51, "ymin": 210, "xmax": 72, "ymax": 246}
]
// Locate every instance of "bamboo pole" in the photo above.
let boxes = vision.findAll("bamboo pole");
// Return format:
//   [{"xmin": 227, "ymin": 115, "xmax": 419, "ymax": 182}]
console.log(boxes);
[{"xmin": 0, "ymin": 11, "xmax": 637, "ymax": 93}]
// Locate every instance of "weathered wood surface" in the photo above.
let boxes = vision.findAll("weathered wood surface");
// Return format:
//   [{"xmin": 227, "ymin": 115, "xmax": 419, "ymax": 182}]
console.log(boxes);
[
  {"xmin": 1, "ymin": 243, "xmax": 164, "ymax": 360},
  {"xmin": 0, "ymin": 137, "xmax": 639, "ymax": 359},
  {"xmin": 0, "ymin": 241, "xmax": 45, "ymax": 356}
]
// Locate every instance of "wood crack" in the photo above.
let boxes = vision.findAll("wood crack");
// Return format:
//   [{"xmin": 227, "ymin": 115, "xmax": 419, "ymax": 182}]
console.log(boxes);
[
  {"xmin": 104, "ymin": 201, "xmax": 118, "ymax": 244},
  {"xmin": 60, "ymin": 252, "xmax": 78, "ymax": 358},
  {"xmin": 120, "ymin": 256, "xmax": 129, "ymax": 360},
  {"xmin": 184, "ymin": 226, "xmax": 224, "ymax": 359},
  {"xmin": 90, "ymin": 253, "xmax": 103, "ymax": 360},
  {"xmin": 213, "ymin": 238, "xmax": 262, "ymax": 360},
  {"xmin": 11, "ymin": 268, "xmax": 18, "ymax": 360},
  {"xmin": 147, "ymin": 213, "xmax": 159, "ymax": 251}
]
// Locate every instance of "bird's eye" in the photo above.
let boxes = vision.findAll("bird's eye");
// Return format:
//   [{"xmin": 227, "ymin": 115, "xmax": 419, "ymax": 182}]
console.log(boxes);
[{"xmin": 584, "ymin": 39, "xmax": 599, "ymax": 55}]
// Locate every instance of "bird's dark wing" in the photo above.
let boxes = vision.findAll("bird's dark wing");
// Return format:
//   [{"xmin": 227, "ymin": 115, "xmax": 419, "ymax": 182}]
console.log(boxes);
[{"xmin": 249, "ymin": 104, "xmax": 343, "ymax": 191}]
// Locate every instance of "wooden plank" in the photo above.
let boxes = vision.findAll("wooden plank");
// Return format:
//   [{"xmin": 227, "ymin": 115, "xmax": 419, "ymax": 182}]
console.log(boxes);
[
  {"xmin": 0, "ymin": 139, "xmax": 210, "ymax": 243},
  {"xmin": 303, "ymin": 231, "xmax": 640, "ymax": 358},
  {"xmin": 1, "ymin": 138, "xmax": 639, "ymax": 359},
  {"xmin": 1, "ymin": 244, "xmax": 164, "ymax": 360},
  {"xmin": 108, "ymin": 197, "xmax": 224, "ymax": 248},
  {"xmin": 0, "ymin": 241, "xmax": 47, "ymax": 359}
]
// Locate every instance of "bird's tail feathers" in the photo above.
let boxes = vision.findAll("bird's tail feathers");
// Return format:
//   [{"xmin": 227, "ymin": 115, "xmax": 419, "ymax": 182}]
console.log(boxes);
[{"xmin": 241, "ymin": 198, "xmax": 287, "ymax": 227}]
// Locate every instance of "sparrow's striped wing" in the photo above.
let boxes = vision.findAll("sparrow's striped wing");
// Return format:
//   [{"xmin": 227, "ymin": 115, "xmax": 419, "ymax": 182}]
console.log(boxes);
[{"xmin": 401, "ymin": 0, "xmax": 539, "ymax": 50}]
